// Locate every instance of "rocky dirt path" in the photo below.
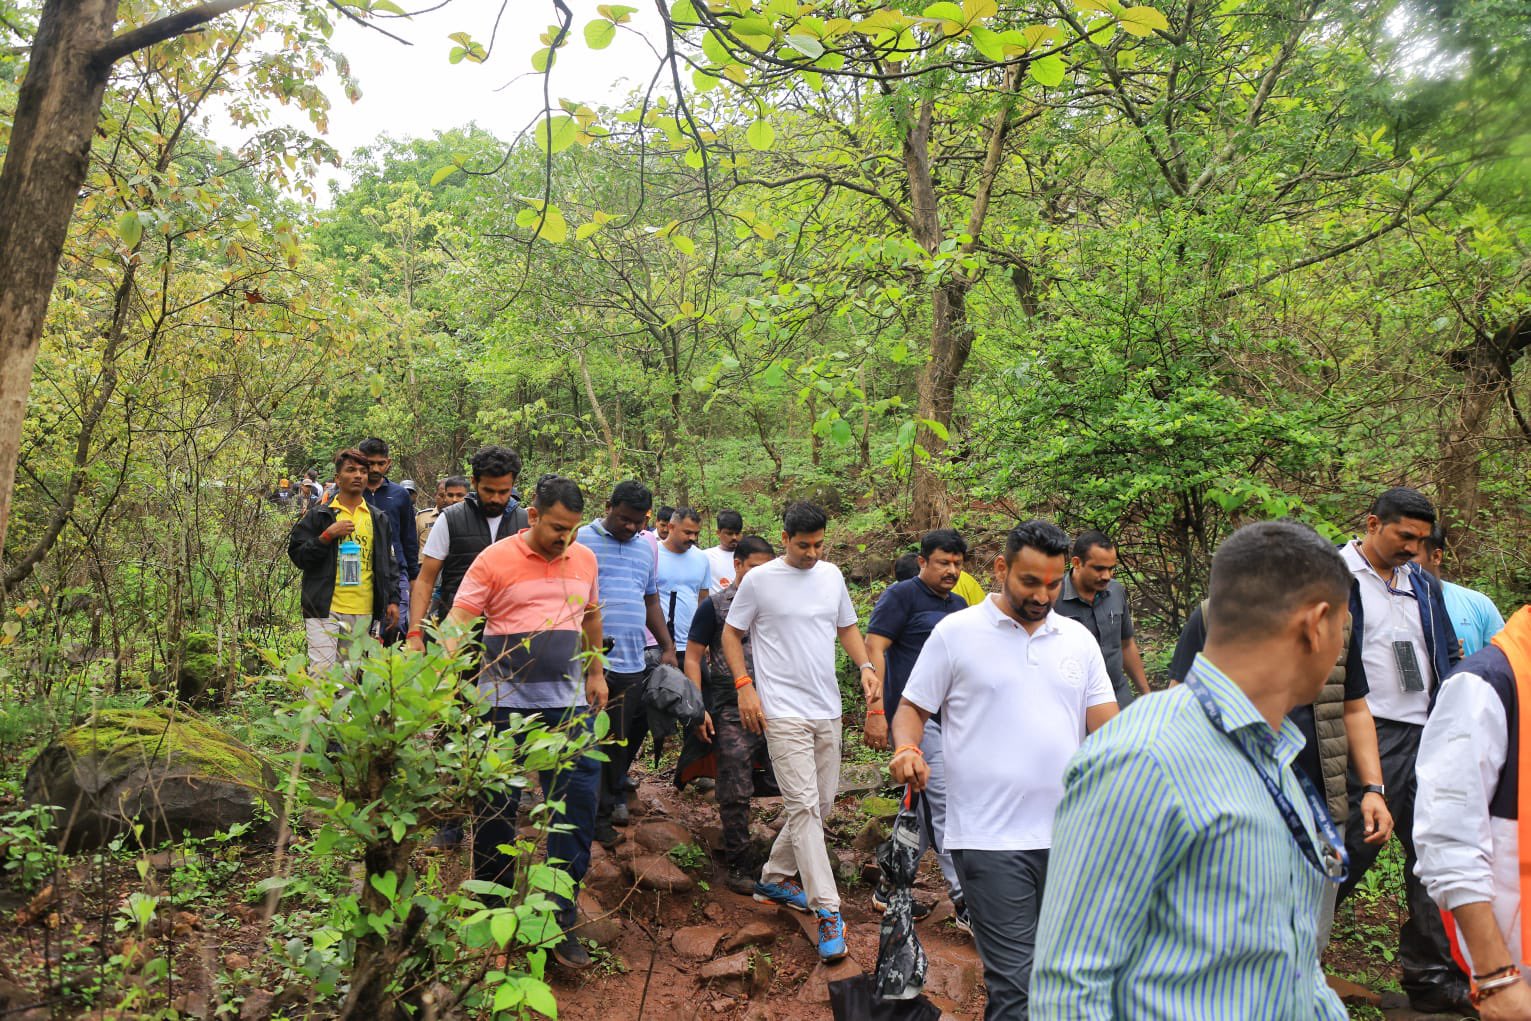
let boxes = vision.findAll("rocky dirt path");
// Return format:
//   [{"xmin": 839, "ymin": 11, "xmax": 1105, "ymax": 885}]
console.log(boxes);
[{"xmin": 550, "ymin": 766, "xmax": 987, "ymax": 1021}]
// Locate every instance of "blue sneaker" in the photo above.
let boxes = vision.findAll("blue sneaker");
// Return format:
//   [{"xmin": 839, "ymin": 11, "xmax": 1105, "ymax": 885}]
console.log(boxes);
[
  {"xmin": 752, "ymin": 877, "xmax": 809, "ymax": 912},
  {"xmin": 816, "ymin": 908, "xmax": 848, "ymax": 961}
]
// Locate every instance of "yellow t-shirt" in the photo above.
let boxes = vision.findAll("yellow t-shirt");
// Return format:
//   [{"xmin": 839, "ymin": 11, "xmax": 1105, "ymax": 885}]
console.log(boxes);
[
  {"xmin": 954, "ymin": 570, "xmax": 987, "ymax": 608},
  {"xmin": 328, "ymin": 499, "xmax": 375, "ymax": 616}
]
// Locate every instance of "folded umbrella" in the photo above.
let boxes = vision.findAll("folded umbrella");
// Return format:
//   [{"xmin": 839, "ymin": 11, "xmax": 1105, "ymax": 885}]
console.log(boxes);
[{"xmin": 874, "ymin": 785, "xmax": 929, "ymax": 1001}]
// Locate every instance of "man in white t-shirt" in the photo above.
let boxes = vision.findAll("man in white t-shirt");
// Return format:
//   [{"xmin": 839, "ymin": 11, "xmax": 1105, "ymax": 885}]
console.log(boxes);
[
  {"xmin": 891, "ymin": 519, "xmax": 1118, "ymax": 1020},
  {"xmin": 703, "ymin": 509, "xmax": 745, "ymax": 590},
  {"xmin": 723, "ymin": 501, "xmax": 879, "ymax": 963},
  {"xmin": 658, "ymin": 507, "xmax": 712, "ymax": 652}
]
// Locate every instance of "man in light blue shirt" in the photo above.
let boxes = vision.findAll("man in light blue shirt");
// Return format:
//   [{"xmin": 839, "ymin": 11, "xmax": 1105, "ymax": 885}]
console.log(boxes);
[
  {"xmin": 1416, "ymin": 525, "xmax": 1505, "ymax": 657},
  {"xmin": 657, "ymin": 506, "xmax": 711, "ymax": 652},
  {"xmin": 1033, "ymin": 521, "xmax": 1350, "ymax": 1020},
  {"xmin": 576, "ymin": 480, "xmax": 677, "ymax": 840}
]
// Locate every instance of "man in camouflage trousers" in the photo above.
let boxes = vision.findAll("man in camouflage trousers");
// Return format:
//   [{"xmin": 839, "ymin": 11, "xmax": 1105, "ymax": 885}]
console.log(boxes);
[{"xmin": 683, "ymin": 535, "xmax": 776, "ymax": 893}]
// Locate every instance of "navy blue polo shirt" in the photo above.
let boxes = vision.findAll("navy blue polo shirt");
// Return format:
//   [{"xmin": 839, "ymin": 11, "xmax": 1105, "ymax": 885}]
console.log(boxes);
[{"xmin": 867, "ymin": 577, "xmax": 968, "ymax": 711}]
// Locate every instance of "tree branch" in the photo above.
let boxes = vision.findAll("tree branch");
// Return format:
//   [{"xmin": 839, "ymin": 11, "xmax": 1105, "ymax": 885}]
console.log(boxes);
[{"xmin": 92, "ymin": 0, "xmax": 252, "ymax": 70}]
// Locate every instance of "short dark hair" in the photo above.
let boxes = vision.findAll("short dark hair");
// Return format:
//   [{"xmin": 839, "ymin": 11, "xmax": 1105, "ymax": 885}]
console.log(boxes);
[
  {"xmin": 717, "ymin": 510, "xmax": 744, "ymax": 532},
  {"xmin": 1207, "ymin": 520, "xmax": 1351, "ymax": 642},
  {"xmin": 783, "ymin": 501, "xmax": 828, "ymax": 538},
  {"xmin": 671, "ymin": 506, "xmax": 702, "ymax": 525},
  {"xmin": 656, "ymin": 504, "xmax": 674, "ymax": 522},
  {"xmin": 1370, "ymin": 487, "xmax": 1436, "ymax": 526},
  {"xmin": 920, "ymin": 528, "xmax": 968, "ymax": 559},
  {"xmin": 733, "ymin": 535, "xmax": 775, "ymax": 562},
  {"xmin": 894, "ymin": 553, "xmax": 921, "ymax": 581},
  {"xmin": 1422, "ymin": 524, "xmax": 1448, "ymax": 554},
  {"xmin": 357, "ymin": 437, "xmax": 389, "ymax": 458},
  {"xmin": 333, "ymin": 447, "xmax": 368, "ymax": 473},
  {"xmin": 443, "ymin": 475, "xmax": 470, "ymax": 490},
  {"xmin": 1004, "ymin": 520, "xmax": 1070, "ymax": 560},
  {"xmin": 533, "ymin": 475, "xmax": 584, "ymax": 514},
  {"xmin": 1072, "ymin": 530, "xmax": 1115, "ymax": 561},
  {"xmin": 610, "ymin": 480, "xmax": 653, "ymax": 513},
  {"xmin": 470, "ymin": 445, "xmax": 522, "ymax": 481}
]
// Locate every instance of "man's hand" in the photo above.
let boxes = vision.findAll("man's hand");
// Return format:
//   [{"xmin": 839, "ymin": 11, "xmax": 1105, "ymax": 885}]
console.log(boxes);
[
  {"xmin": 863, "ymin": 713, "xmax": 888, "ymax": 751},
  {"xmin": 1480, "ymin": 979, "xmax": 1531, "ymax": 1020},
  {"xmin": 859, "ymin": 664, "xmax": 878, "ymax": 703},
  {"xmin": 1361, "ymin": 791, "xmax": 1394, "ymax": 845},
  {"xmin": 738, "ymin": 684, "xmax": 767, "ymax": 734},
  {"xmin": 889, "ymin": 748, "xmax": 929, "ymax": 791},
  {"xmin": 696, "ymin": 711, "xmax": 715, "ymax": 742},
  {"xmin": 586, "ymin": 670, "xmax": 609, "ymax": 712},
  {"xmin": 385, "ymin": 604, "xmax": 399, "ymax": 629},
  {"xmin": 660, "ymin": 646, "xmax": 679, "ymax": 669},
  {"xmin": 406, "ymin": 632, "xmax": 425, "ymax": 654},
  {"xmin": 324, "ymin": 519, "xmax": 356, "ymax": 540}
]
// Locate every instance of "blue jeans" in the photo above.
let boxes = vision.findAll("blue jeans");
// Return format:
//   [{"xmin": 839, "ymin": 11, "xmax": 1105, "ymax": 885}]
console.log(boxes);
[{"xmin": 474, "ymin": 706, "xmax": 601, "ymax": 919}]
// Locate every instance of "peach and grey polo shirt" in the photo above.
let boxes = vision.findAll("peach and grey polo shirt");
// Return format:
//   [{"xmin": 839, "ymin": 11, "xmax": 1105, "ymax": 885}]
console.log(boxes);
[{"xmin": 452, "ymin": 531, "xmax": 600, "ymax": 709}]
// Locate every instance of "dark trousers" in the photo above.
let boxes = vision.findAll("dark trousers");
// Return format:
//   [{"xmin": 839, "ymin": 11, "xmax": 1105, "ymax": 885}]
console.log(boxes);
[
  {"xmin": 713, "ymin": 704, "xmax": 768, "ymax": 869},
  {"xmin": 1338, "ymin": 717, "xmax": 1466, "ymax": 997},
  {"xmin": 597, "ymin": 668, "xmax": 649, "ymax": 819},
  {"xmin": 953, "ymin": 848, "xmax": 1049, "ymax": 1021},
  {"xmin": 474, "ymin": 706, "xmax": 601, "ymax": 920}
]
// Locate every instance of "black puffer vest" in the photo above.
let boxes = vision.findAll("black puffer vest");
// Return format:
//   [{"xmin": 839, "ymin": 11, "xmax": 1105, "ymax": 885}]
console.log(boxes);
[{"xmin": 436, "ymin": 495, "xmax": 528, "ymax": 612}]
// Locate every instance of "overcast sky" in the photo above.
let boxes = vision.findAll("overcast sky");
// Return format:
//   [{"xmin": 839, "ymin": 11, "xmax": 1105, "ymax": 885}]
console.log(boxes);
[{"xmin": 210, "ymin": 0, "xmax": 671, "ymax": 199}]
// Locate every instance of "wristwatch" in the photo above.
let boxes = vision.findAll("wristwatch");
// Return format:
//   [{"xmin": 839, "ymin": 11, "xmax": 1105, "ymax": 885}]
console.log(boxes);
[{"xmin": 1361, "ymin": 783, "xmax": 1386, "ymax": 798}]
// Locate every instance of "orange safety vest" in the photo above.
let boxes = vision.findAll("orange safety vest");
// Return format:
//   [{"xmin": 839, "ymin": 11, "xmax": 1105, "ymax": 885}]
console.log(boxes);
[{"xmin": 1497, "ymin": 606, "xmax": 1531, "ymax": 967}]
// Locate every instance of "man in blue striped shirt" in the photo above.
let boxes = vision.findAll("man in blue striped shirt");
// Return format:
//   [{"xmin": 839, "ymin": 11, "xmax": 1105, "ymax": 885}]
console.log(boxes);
[
  {"xmin": 1033, "ymin": 521, "xmax": 1350, "ymax": 1020},
  {"xmin": 577, "ymin": 480, "xmax": 678, "ymax": 842}
]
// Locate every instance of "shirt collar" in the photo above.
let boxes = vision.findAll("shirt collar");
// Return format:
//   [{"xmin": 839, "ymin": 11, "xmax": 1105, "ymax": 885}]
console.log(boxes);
[
  {"xmin": 513, "ymin": 531, "xmax": 567, "ymax": 564},
  {"xmin": 329, "ymin": 497, "xmax": 370, "ymax": 514},
  {"xmin": 1187, "ymin": 654, "xmax": 1306, "ymax": 766},
  {"xmin": 1060, "ymin": 571, "xmax": 1102, "ymax": 606}
]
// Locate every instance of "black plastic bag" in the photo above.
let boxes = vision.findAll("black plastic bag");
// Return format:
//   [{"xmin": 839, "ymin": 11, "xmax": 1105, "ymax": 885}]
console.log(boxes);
[{"xmin": 829, "ymin": 975, "xmax": 941, "ymax": 1021}]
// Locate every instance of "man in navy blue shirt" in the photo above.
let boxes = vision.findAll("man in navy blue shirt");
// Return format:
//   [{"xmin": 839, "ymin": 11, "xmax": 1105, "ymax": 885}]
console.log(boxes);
[
  {"xmin": 359, "ymin": 437, "xmax": 419, "ymax": 643},
  {"xmin": 865, "ymin": 528, "xmax": 972, "ymax": 933}
]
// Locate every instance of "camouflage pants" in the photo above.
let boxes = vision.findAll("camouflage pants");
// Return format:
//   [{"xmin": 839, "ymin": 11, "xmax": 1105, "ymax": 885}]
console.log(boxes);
[{"xmin": 714, "ymin": 705, "xmax": 768, "ymax": 868}]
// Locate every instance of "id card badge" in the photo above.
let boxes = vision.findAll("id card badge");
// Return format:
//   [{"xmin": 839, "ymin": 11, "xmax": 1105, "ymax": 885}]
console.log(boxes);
[{"xmin": 1392, "ymin": 629, "xmax": 1426, "ymax": 693}]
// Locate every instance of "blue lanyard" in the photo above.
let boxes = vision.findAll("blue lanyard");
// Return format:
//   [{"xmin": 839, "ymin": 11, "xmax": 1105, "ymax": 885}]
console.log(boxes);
[{"xmin": 1184, "ymin": 671, "xmax": 1350, "ymax": 885}]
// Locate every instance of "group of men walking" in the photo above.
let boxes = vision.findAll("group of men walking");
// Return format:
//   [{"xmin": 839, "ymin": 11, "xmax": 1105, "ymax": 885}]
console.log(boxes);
[{"xmin": 288, "ymin": 446, "xmax": 1529, "ymax": 1020}]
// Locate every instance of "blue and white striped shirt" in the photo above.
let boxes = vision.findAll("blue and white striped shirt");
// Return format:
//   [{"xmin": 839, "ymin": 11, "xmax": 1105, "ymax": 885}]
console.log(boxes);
[
  {"xmin": 1032, "ymin": 654, "xmax": 1346, "ymax": 1020},
  {"xmin": 575, "ymin": 521, "xmax": 657, "ymax": 674}
]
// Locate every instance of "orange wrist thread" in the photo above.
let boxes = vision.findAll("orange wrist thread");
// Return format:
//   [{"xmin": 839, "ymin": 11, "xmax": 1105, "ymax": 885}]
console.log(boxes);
[{"xmin": 734, "ymin": 675, "xmax": 754, "ymax": 689}]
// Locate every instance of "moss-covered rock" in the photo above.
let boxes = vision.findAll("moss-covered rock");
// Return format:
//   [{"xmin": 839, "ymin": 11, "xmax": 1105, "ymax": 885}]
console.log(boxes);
[
  {"xmin": 23, "ymin": 708, "xmax": 277, "ymax": 851},
  {"xmin": 176, "ymin": 631, "xmax": 220, "ymax": 702}
]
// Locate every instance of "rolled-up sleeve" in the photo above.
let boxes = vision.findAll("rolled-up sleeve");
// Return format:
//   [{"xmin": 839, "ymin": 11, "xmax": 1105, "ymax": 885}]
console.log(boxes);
[{"xmin": 1415, "ymin": 671, "xmax": 1508, "ymax": 911}]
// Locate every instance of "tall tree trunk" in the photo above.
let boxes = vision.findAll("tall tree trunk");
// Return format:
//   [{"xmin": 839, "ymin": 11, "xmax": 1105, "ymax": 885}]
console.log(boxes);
[
  {"xmin": 0, "ymin": 0, "xmax": 119, "ymax": 556},
  {"xmin": 1438, "ymin": 316, "xmax": 1531, "ymax": 551}
]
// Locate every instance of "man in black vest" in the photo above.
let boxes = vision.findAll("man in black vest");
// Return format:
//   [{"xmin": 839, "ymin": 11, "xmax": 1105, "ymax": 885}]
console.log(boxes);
[{"xmin": 405, "ymin": 445, "xmax": 527, "ymax": 652}]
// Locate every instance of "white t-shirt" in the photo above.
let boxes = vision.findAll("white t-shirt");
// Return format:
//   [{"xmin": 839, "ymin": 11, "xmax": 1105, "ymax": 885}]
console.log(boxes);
[
  {"xmin": 1342, "ymin": 540, "xmax": 1432, "ymax": 726},
  {"xmin": 704, "ymin": 545, "xmax": 737, "ymax": 591},
  {"xmin": 901, "ymin": 597, "xmax": 1116, "ymax": 851},
  {"xmin": 725, "ymin": 558, "xmax": 858, "ymax": 720},
  {"xmin": 421, "ymin": 512, "xmax": 502, "ymax": 560}
]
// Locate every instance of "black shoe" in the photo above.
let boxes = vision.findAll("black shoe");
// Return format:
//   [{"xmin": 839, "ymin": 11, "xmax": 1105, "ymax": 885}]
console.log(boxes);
[
  {"xmin": 1406, "ymin": 987, "xmax": 1476, "ymax": 1017},
  {"xmin": 611, "ymin": 802, "xmax": 631, "ymax": 826},
  {"xmin": 623, "ymin": 775, "xmax": 640, "ymax": 792},
  {"xmin": 872, "ymin": 882, "xmax": 933, "ymax": 921},
  {"xmin": 426, "ymin": 823, "xmax": 463, "ymax": 851},
  {"xmin": 724, "ymin": 866, "xmax": 757, "ymax": 896},
  {"xmin": 552, "ymin": 933, "xmax": 593, "ymax": 970},
  {"xmin": 594, "ymin": 819, "xmax": 619, "ymax": 847},
  {"xmin": 952, "ymin": 897, "xmax": 972, "ymax": 936}
]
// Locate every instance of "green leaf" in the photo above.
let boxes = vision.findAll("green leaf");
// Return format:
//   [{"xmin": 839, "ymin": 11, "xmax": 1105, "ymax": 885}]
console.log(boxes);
[
  {"xmin": 429, "ymin": 165, "xmax": 460, "ymax": 186},
  {"xmin": 830, "ymin": 419, "xmax": 854, "ymax": 445},
  {"xmin": 535, "ymin": 204, "xmax": 568, "ymax": 243},
  {"xmin": 371, "ymin": 0, "xmax": 406, "ymax": 13},
  {"xmin": 683, "ymin": 147, "xmax": 705, "ymax": 169},
  {"xmin": 746, "ymin": 120, "xmax": 775, "ymax": 151},
  {"xmin": 531, "ymin": 47, "xmax": 554, "ymax": 71},
  {"xmin": 575, "ymin": 221, "xmax": 603, "ymax": 240},
  {"xmin": 1028, "ymin": 52, "xmax": 1066, "ymax": 86},
  {"xmin": 490, "ymin": 911, "xmax": 517, "ymax": 947},
  {"xmin": 762, "ymin": 362, "xmax": 786, "ymax": 386},
  {"xmin": 670, "ymin": 0, "xmax": 698, "ymax": 22},
  {"xmin": 524, "ymin": 982, "xmax": 558, "ymax": 1018},
  {"xmin": 786, "ymin": 33, "xmax": 824, "ymax": 58},
  {"xmin": 118, "ymin": 211, "xmax": 142, "ymax": 248},
  {"xmin": 922, "ymin": 1, "xmax": 965, "ymax": 30},
  {"xmin": 1117, "ymin": 4, "xmax": 1169, "ymax": 35},
  {"xmin": 535, "ymin": 115, "xmax": 579, "ymax": 154},
  {"xmin": 692, "ymin": 68, "xmax": 720, "ymax": 92},
  {"xmin": 598, "ymin": 4, "xmax": 637, "ymax": 22},
  {"xmin": 671, "ymin": 235, "xmax": 696, "ymax": 255},
  {"xmin": 968, "ymin": 25, "xmax": 1004, "ymax": 61},
  {"xmin": 702, "ymin": 29, "xmax": 733, "ymax": 65},
  {"xmin": 584, "ymin": 19, "xmax": 617, "ymax": 48}
]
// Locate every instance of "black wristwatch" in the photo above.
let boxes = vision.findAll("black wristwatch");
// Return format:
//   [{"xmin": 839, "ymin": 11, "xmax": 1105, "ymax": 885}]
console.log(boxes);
[{"xmin": 1361, "ymin": 783, "xmax": 1386, "ymax": 799}]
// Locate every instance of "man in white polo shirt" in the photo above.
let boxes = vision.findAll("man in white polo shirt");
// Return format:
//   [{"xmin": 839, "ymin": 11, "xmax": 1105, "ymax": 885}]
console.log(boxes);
[
  {"xmin": 722, "ymin": 500, "xmax": 879, "ymax": 963},
  {"xmin": 891, "ymin": 519, "xmax": 1118, "ymax": 1020}
]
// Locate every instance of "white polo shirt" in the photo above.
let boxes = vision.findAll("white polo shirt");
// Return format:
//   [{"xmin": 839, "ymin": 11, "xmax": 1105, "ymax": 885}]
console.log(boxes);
[
  {"xmin": 902, "ymin": 596, "xmax": 1116, "ymax": 851},
  {"xmin": 1341, "ymin": 540, "xmax": 1432, "ymax": 726}
]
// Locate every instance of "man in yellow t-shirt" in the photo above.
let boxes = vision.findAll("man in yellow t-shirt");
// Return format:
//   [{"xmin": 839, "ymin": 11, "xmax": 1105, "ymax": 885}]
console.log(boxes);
[
  {"xmin": 954, "ymin": 569, "xmax": 987, "ymax": 608},
  {"xmin": 288, "ymin": 448, "xmax": 400, "ymax": 672}
]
